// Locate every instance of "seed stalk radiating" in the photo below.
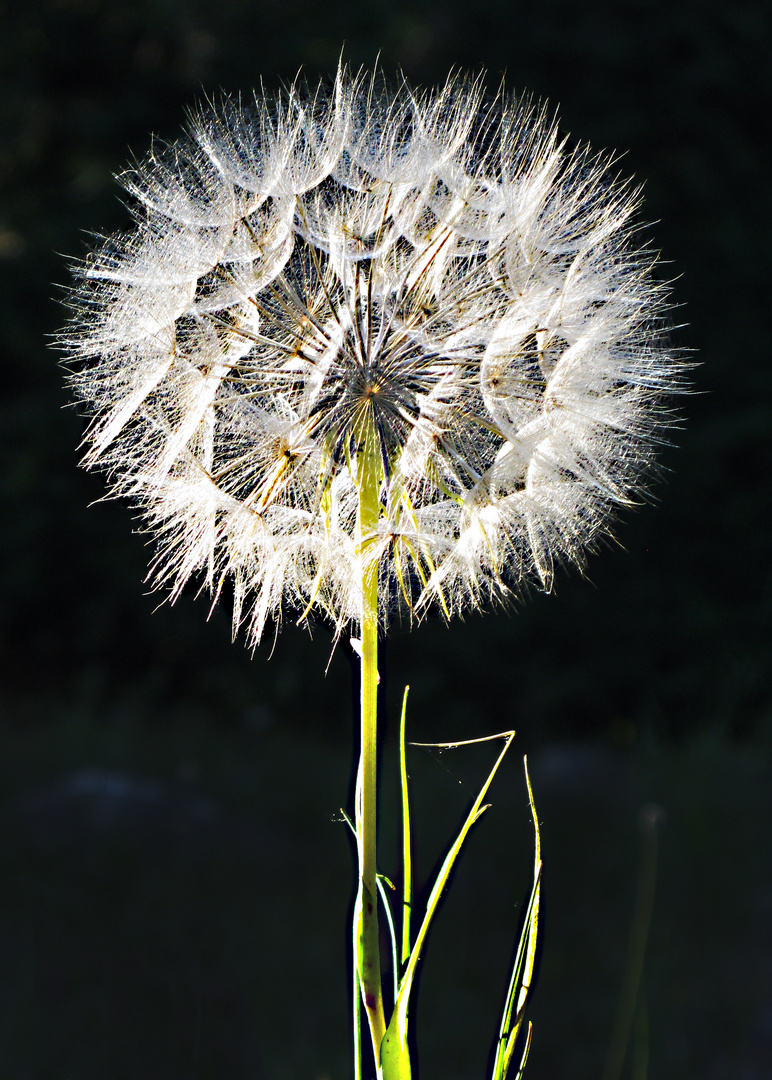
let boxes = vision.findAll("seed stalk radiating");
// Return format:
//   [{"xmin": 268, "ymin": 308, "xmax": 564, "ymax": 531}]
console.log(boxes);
[{"xmin": 62, "ymin": 66, "xmax": 681, "ymax": 644}]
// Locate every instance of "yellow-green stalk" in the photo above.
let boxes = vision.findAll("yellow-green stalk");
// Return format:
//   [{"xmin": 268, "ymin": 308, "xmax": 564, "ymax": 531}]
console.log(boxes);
[{"xmin": 354, "ymin": 407, "xmax": 387, "ymax": 1063}]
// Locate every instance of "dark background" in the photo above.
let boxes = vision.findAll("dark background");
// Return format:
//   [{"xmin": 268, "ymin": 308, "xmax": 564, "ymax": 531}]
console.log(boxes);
[{"xmin": 1, "ymin": 1, "xmax": 770, "ymax": 1078}]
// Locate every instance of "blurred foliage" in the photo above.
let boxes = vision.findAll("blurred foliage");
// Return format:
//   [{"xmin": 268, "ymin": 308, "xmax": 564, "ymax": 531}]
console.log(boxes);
[
  {"xmin": 0, "ymin": 0, "xmax": 770, "ymax": 1077},
  {"xmin": 0, "ymin": 712, "xmax": 770, "ymax": 1078}
]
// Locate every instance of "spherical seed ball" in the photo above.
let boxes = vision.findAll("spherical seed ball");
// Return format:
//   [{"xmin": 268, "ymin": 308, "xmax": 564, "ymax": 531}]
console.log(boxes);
[{"xmin": 61, "ymin": 67, "xmax": 682, "ymax": 644}]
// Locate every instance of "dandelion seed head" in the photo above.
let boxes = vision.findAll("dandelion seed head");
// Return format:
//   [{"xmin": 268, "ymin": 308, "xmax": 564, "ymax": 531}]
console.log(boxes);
[{"xmin": 61, "ymin": 66, "xmax": 683, "ymax": 644}]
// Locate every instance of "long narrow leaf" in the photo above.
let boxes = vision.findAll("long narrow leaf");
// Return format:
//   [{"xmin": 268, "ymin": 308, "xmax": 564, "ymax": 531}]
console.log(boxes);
[
  {"xmin": 492, "ymin": 756, "xmax": 542, "ymax": 1080},
  {"xmin": 377, "ymin": 874, "xmax": 400, "ymax": 1004},
  {"xmin": 512, "ymin": 1022, "xmax": 533, "ymax": 1080},
  {"xmin": 382, "ymin": 730, "xmax": 517, "ymax": 1080},
  {"xmin": 491, "ymin": 861, "xmax": 541, "ymax": 1080},
  {"xmin": 517, "ymin": 758, "xmax": 541, "ymax": 1017}
]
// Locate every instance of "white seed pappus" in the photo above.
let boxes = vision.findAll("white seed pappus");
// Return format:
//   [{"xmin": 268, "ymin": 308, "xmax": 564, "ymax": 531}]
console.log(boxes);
[{"xmin": 62, "ymin": 68, "xmax": 682, "ymax": 644}]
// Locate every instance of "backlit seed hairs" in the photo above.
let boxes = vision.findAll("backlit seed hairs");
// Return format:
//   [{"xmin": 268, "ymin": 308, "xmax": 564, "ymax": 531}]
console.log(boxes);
[{"xmin": 62, "ymin": 68, "xmax": 682, "ymax": 644}]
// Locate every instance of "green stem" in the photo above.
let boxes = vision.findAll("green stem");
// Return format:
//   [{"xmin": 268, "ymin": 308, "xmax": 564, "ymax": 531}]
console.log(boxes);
[
  {"xmin": 399, "ymin": 686, "xmax": 412, "ymax": 968},
  {"xmin": 355, "ymin": 412, "xmax": 387, "ymax": 1064}
]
